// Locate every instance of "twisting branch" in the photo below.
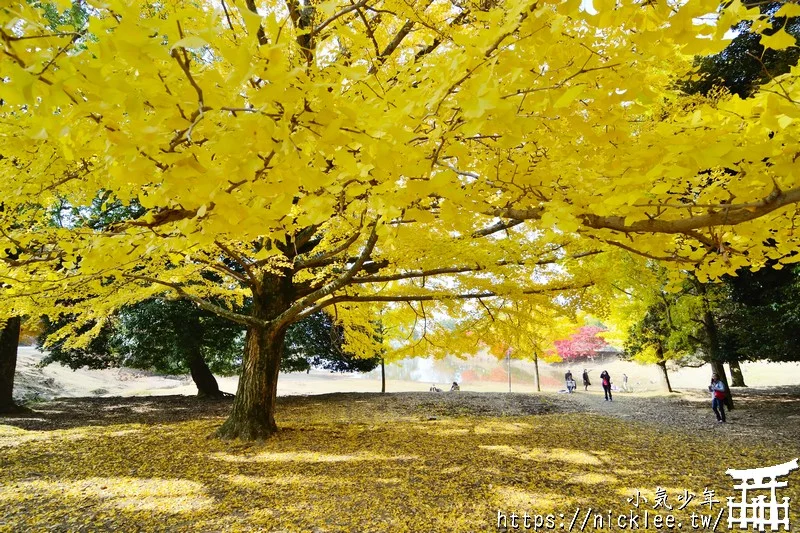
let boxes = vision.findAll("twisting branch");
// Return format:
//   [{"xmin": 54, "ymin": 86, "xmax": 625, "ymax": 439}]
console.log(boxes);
[
  {"xmin": 601, "ymin": 239, "xmax": 694, "ymax": 263},
  {"xmin": 221, "ymin": 0, "xmax": 238, "ymax": 39},
  {"xmin": 356, "ymin": 7, "xmax": 381, "ymax": 57},
  {"xmin": 296, "ymin": 280, "xmax": 595, "ymax": 317},
  {"xmin": 294, "ymin": 230, "xmax": 362, "ymax": 271},
  {"xmin": 472, "ymin": 219, "xmax": 524, "ymax": 237},
  {"xmin": 124, "ymin": 274, "xmax": 265, "ymax": 327},
  {"xmin": 274, "ymin": 220, "xmax": 380, "ymax": 328},
  {"xmin": 215, "ymin": 240, "xmax": 259, "ymax": 287},
  {"xmin": 312, "ymin": 0, "xmax": 370, "ymax": 37}
]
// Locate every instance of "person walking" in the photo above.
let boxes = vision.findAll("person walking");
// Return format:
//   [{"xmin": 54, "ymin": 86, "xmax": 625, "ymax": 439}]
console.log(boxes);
[
  {"xmin": 600, "ymin": 370, "xmax": 612, "ymax": 401},
  {"xmin": 709, "ymin": 373, "xmax": 727, "ymax": 423},
  {"xmin": 582, "ymin": 369, "xmax": 591, "ymax": 391}
]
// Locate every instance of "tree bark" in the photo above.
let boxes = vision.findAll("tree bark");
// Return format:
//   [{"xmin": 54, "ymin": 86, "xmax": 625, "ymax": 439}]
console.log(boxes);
[
  {"xmin": 188, "ymin": 349, "xmax": 223, "ymax": 398},
  {"xmin": 217, "ymin": 273, "xmax": 292, "ymax": 440},
  {"xmin": 533, "ymin": 353, "xmax": 541, "ymax": 392},
  {"xmin": 728, "ymin": 358, "xmax": 746, "ymax": 387},
  {"xmin": 656, "ymin": 359, "xmax": 673, "ymax": 393},
  {"xmin": 0, "ymin": 317, "xmax": 27, "ymax": 414},
  {"xmin": 217, "ymin": 325, "xmax": 285, "ymax": 439},
  {"xmin": 655, "ymin": 344, "xmax": 673, "ymax": 393},
  {"xmin": 380, "ymin": 357, "xmax": 385, "ymax": 394},
  {"xmin": 697, "ymin": 281, "xmax": 734, "ymax": 410}
]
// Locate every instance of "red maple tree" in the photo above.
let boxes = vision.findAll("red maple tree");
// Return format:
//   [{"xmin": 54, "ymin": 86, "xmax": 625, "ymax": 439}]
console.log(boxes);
[{"xmin": 553, "ymin": 326, "xmax": 612, "ymax": 362}]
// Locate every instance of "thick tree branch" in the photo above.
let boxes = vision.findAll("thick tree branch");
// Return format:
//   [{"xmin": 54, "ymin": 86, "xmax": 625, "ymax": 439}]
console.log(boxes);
[
  {"xmin": 350, "ymin": 265, "xmax": 484, "ymax": 283},
  {"xmin": 349, "ymin": 250, "xmax": 602, "ymax": 284},
  {"xmin": 297, "ymin": 280, "xmax": 594, "ymax": 317},
  {"xmin": 490, "ymin": 185, "xmax": 800, "ymax": 235},
  {"xmin": 414, "ymin": 11, "xmax": 468, "ymax": 61},
  {"xmin": 368, "ymin": 19, "xmax": 415, "ymax": 74},
  {"xmin": 337, "ymin": 284, "xmax": 591, "ymax": 301},
  {"xmin": 293, "ymin": 230, "xmax": 362, "ymax": 271},
  {"xmin": 244, "ymin": 0, "xmax": 269, "ymax": 45},
  {"xmin": 124, "ymin": 274, "xmax": 264, "ymax": 327},
  {"xmin": 472, "ymin": 219, "xmax": 524, "ymax": 237},
  {"xmin": 215, "ymin": 240, "xmax": 259, "ymax": 288},
  {"xmin": 274, "ymin": 220, "xmax": 380, "ymax": 328}
]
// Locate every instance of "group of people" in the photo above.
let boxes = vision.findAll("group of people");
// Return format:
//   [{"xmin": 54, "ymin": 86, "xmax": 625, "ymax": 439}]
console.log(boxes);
[
  {"xmin": 430, "ymin": 382, "xmax": 460, "ymax": 392},
  {"xmin": 564, "ymin": 369, "xmax": 615, "ymax": 401},
  {"xmin": 567, "ymin": 368, "xmax": 730, "ymax": 422},
  {"xmin": 437, "ymin": 370, "xmax": 728, "ymax": 424}
]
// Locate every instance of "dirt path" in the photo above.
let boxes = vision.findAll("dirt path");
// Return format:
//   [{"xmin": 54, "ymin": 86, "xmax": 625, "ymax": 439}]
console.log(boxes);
[
  {"xmin": 556, "ymin": 386, "xmax": 800, "ymax": 446},
  {"xmin": 3, "ymin": 387, "xmax": 800, "ymax": 448}
]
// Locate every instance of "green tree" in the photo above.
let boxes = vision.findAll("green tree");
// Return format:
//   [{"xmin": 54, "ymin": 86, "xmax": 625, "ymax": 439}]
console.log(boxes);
[
  {"xmin": 40, "ymin": 299, "xmax": 242, "ymax": 397},
  {"xmin": 283, "ymin": 312, "xmax": 380, "ymax": 373},
  {"xmin": 682, "ymin": 1, "xmax": 800, "ymax": 98},
  {"xmin": 624, "ymin": 287, "xmax": 701, "ymax": 393},
  {"xmin": 717, "ymin": 264, "xmax": 800, "ymax": 367},
  {"xmin": 39, "ymin": 301, "xmax": 377, "ymax": 397}
]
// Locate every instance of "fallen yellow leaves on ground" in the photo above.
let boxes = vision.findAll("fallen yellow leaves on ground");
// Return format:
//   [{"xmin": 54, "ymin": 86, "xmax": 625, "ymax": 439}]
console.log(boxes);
[{"xmin": 1, "ymin": 392, "xmax": 798, "ymax": 532}]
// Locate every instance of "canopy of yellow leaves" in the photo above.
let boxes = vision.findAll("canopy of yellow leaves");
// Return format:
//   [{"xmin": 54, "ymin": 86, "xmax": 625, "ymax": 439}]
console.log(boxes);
[{"xmin": 2, "ymin": 0, "xmax": 799, "ymax": 337}]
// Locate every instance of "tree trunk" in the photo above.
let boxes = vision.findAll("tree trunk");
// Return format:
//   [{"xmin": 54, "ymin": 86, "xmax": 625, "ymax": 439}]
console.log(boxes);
[
  {"xmin": 0, "ymin": 317, "xmax": 27, "ymax": 414},
  {"xmin": 380, "ymin": 357, "xmax": 385, "ymax": 394},
  {"xmin": 728, "ymin": 358, "xmax": 746, "ymax": 387},
  {"xmin": 216, "ymin": 272, "xmax": 294, "ymax": 440},
  {"xmin": 188, "ymin": 349, "xmax": 223, "ymax": 398},
  {"xmin": 656, "ymin": 359, "xmax": 673, "ymax": 393},
  {"xmin": 710, "ymin": 359, "xmax": 734, "ymax": 411},
  {"xmin": 217, "ymin": 324, "xmax": 285, "ymax": 439},
  {"xmin": 698, "ymin": 282, "xmax": 734, "ymax": 410},
  {"xmin": 655, "ymin": 344, "xmax": 673, "ymax": 393},
  {"xmin": 533, "ymin": 353, "xmax": 541, "ymax": 392}
]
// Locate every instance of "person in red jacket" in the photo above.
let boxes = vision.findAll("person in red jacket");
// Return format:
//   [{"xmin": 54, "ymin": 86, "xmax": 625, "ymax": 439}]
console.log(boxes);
[{"xmin": 709, "ymin": 373, "xmax": 727, "ymax": 423}]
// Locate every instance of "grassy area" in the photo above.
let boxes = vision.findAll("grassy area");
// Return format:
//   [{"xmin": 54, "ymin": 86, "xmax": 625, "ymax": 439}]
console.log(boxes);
[{"xmin": 1, "ymin": 393, "xmax": 799, "ymax": 532}]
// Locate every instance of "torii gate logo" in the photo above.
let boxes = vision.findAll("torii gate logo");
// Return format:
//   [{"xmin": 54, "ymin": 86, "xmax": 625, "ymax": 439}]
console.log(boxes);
[{"xmin": 726, "ymin": 458, "xmax": 798, "ymax": 531}]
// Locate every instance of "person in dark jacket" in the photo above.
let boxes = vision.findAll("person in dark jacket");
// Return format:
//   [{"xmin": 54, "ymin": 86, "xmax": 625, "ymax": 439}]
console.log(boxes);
[
  {"xmin": 582, "ymin": 369, "xmax": 591, "ymax": 391},
  {"xmin": 565, "ymin": 370, "xmax": 575, "ymax": 393},
  {"xmin": 600, "ymin": 370, "xmax": 612, "ymax": 401}
]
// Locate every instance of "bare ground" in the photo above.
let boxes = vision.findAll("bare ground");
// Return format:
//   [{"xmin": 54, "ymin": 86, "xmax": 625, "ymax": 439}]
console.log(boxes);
[{"xmin": 3, "ymin": 386, "xmax": 799, "ymax": 446}]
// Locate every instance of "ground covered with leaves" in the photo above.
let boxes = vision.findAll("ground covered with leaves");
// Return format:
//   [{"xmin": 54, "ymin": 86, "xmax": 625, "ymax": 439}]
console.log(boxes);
[{"xmin": 2, "ymin": 389, "xmax": 799, "ymax": 532}]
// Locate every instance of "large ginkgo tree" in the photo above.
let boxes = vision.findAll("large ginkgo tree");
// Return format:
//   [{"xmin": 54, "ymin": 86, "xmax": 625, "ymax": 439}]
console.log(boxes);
[{"xmin": 1, "ymin": 0, "xmax": 799, "ymax": 438}]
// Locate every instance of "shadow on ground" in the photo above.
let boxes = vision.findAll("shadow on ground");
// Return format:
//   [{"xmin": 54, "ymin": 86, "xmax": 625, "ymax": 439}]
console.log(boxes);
[{"xmin": 1, "ymin": 390, "xmax": 799, "ymax": 531}]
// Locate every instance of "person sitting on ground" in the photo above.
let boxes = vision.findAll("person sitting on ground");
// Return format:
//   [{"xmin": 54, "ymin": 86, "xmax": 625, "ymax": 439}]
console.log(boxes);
[
  {"xmin": 429, "ymin": 385, "xmax": 442, "ymax": 392},
  {"xmin": 450, "ymin": 381, "xmax": 460, "ymax": 391}
]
